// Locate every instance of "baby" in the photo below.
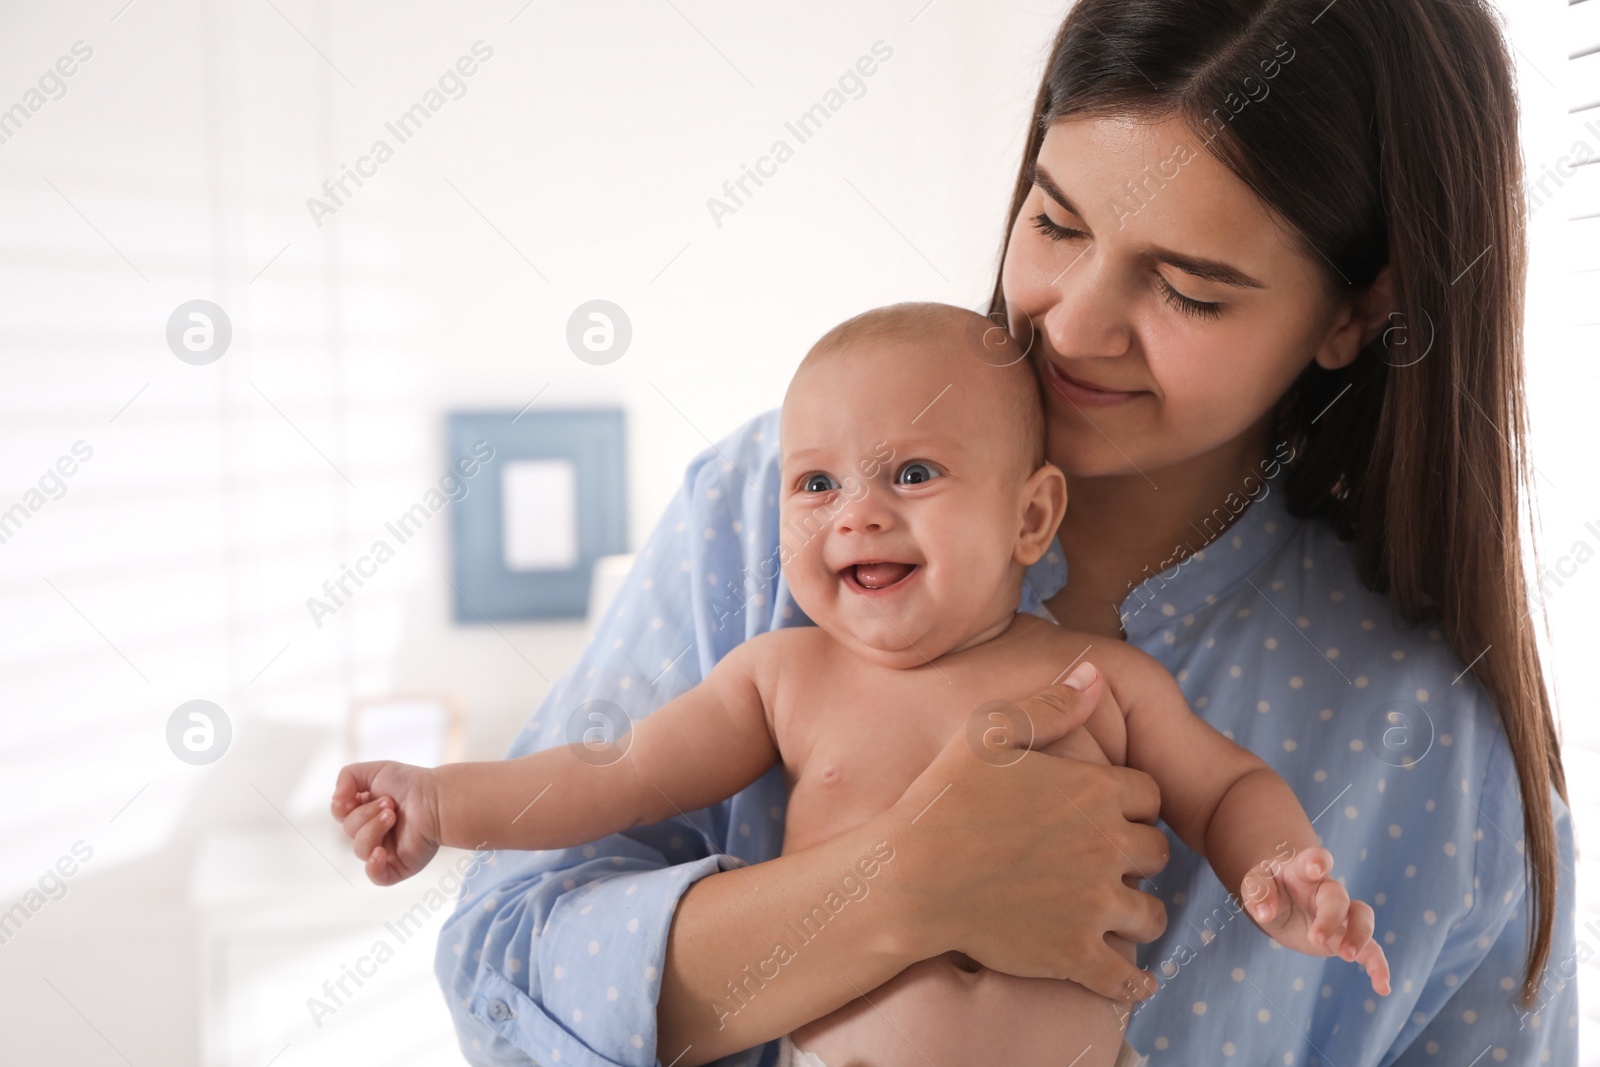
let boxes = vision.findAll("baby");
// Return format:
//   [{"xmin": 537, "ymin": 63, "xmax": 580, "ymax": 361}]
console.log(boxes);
[{"xmin": 331, "ymin": 302, "xmax": 1390, "ymax": 1067}]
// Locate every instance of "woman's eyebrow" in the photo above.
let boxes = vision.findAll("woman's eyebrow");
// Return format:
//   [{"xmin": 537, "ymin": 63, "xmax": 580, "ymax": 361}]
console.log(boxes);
[
  {"xmin": 1030, "ymin": 163, "xmax": 1086, "ymax": 220},
  {"xmin": 1150, "ymin": 248, "xmax": 1267, "ymax": 290},
  {"xmin": 1032, "ymin": 162, "xmax": 1267, "ymax": 290}
]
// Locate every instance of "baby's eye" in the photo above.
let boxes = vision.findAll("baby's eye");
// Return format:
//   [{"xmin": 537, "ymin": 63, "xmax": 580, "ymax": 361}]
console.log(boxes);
[
  {"xmin": 895, "ymin": 461, "xmax": 940, "ymax": 486},
  {"xmin": 801, "ymin": 472, "xmax": 840, "ymax": 493}
]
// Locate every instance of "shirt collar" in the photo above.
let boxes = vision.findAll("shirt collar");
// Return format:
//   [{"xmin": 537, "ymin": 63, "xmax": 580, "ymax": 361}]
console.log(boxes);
[
  {"xmin": 1022, "ymin": 480, "xmax": 1302, "ymax": 638},
  {"xmin": 1121, "ymin": 484, "xmax": 1299, "ymax": 638}
]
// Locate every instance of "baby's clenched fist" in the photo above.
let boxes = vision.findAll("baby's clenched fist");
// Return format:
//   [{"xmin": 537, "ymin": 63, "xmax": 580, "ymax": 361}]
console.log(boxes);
[{"xmin": 331, "ymin": 760, "xmax": 442, "ymax": 886}]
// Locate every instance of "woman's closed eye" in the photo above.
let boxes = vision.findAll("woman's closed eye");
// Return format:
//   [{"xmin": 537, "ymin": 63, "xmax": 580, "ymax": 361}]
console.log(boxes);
[
  {"xmin": 1155, "ymin": 274, "xmax": 1224, "ymax": 320},
  {"xmin": 1033, "ymin": 208, "xmax": 1224, "ymax": 320},
  {"xmin": 1030, "ymin": 211, "xmax": 1087, "ymax": 242}
]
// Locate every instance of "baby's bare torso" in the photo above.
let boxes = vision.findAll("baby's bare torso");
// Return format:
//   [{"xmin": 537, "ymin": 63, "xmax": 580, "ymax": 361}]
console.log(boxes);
[{"xmin": 765, "ymin": 613, "xmax": 1140, "ymax": 1066}]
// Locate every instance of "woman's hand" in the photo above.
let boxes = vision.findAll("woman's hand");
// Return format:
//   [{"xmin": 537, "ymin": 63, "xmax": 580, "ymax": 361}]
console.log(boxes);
[
  {"xmin": 330, "ymin": 760, "xmax": 442, "ymax": 885},
  {"xmin": 880, "ymin": 664, "xmax": 1169, "ymax": 1006}
]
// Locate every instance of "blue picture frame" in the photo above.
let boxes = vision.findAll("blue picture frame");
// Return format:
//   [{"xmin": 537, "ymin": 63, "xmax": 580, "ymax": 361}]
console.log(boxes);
[{"xmin": 447, "ymin": 409, "xmax": 628, "ymax": 621}]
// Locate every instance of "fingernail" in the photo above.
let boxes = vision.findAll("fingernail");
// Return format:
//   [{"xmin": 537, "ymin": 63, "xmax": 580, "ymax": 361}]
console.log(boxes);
[{"xmin": 1064, "ymin": 661, "xmax": 1098, "ymax": 691}]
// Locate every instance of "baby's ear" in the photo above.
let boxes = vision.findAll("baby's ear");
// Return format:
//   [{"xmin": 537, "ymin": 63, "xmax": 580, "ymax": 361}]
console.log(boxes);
[{"xmin": 1014, "ymin": 463, "xmax": 1067, "ymax": 566}]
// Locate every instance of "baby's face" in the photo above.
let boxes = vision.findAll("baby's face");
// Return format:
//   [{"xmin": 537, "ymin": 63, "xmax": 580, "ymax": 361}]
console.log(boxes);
[{"xmin": 778, "ymin": 333, "xmax": 1045, "ymax": 669}]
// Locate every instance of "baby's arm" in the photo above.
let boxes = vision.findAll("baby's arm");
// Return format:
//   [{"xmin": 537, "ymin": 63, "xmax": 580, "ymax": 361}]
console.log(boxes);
[
  {"xmin": 437, "ymin": 635, "xmax": 777, "ymax": 849},
  {"xmin": 1101, "ymin": 644, "xmax": 1390, "ymax": 994},
  {"xmin": 332, "ymin": 636, "xmax": 780, "ymax": 881}
]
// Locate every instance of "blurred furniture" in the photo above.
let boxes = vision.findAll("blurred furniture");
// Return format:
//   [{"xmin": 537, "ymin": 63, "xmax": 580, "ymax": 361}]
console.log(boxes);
[
  {"xmin": 347, "ymin": 693, "xmax": 466, "ymax": 768},
  {"xmin": 585, "ymin": 552, "xmax": 637, "ymax": 639}
]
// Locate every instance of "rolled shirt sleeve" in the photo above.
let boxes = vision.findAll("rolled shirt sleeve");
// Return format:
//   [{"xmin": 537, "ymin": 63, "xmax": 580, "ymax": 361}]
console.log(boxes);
[{"xmin": 436, "ymin": 410, "xmax": 795, "ymax": 1067}]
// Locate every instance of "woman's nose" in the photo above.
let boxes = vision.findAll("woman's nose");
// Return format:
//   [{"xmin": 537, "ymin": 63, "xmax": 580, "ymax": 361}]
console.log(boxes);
[{"xmin": 1041, "ymin": 253, "xmax": 1135, "ymax": 361}]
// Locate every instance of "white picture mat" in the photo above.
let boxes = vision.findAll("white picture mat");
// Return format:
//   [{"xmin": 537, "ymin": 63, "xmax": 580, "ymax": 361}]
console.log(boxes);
[{"xmin": 501, "ymin": 458, "xmax": 579, "ymax": 571}]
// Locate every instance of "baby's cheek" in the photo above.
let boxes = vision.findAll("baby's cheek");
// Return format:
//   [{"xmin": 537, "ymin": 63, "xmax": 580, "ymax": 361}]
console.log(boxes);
[{"xmin": 778, "ymin": 549, "xmax": 834, "ymax": 618}]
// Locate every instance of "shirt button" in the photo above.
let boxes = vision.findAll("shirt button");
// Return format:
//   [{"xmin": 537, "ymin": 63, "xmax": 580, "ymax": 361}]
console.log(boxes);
[{"xmin": 487, "ymin": 999, "xmax": 513, "ymax": 1022}]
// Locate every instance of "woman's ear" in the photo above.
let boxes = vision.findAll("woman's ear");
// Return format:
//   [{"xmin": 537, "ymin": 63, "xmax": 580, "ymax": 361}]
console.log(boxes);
[
  {"xmin": 1014, "ymin": 462, "xmax": 1067, "ymax": 566},
  {"xmin": 1313, "ymin": 264, "xmax": 1395, "ymax": 371}
]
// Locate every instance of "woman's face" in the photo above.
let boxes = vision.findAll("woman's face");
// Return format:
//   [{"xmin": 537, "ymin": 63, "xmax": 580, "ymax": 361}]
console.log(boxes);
[{"xmin": 1002, "ymin": 114, "xmax": 1345, "ymax": 479}]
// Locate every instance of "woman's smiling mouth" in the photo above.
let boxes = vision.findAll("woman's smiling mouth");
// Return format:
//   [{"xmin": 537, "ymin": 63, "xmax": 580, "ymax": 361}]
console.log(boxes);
[{"xmin": 1041, "ymin": 358, "xmax": 1147, "ymax": 408}]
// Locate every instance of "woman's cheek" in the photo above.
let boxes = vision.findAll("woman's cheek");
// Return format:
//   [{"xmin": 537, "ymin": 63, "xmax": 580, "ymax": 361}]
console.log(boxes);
[
  {"xmin": 1161, "ymin": 346, "xmax": 1283, "ymax": 457},
  {"xmin": 1001, "ymin": 226, "xmax": 1059, "ymax": 315}
]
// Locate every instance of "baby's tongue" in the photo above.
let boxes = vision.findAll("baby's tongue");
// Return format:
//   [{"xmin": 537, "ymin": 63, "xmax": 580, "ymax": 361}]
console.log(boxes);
[{"xmin": 854, "ymin": 562, "xmax": 914, "ymax": 589}]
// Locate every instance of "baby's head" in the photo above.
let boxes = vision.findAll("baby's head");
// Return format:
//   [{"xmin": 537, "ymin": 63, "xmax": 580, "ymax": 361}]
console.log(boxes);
[{"xmin": 778, "ymin": 302, "xmax": 1066, "ymax": 669}]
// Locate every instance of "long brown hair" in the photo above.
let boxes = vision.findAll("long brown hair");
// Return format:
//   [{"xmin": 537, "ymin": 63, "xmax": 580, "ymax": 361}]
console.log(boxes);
[{"xmin": 988, "ymin": 0, "xmax": 1567, "ymax": 1005}]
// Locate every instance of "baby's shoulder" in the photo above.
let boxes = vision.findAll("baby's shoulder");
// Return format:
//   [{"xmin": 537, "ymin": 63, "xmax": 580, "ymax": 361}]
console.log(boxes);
[
  {"xmin": 1006, "ymin": 613, "xmax": 1165, "ymax": 678},
  {"xmin": 727, "ymin": 624, "xmax": 830, "ymax": 670}
]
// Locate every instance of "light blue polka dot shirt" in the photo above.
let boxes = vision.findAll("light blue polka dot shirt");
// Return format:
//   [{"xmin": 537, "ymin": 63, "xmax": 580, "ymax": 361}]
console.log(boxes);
[{"xmin": 437, "ymin": 409, "xmax": 1577, "ymax": 1067}]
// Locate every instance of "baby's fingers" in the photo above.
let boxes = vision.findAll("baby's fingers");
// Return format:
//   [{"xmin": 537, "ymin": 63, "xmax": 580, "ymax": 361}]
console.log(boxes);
[
  {"xmin": 365, "ymin": 844, "xmax": 401, "ymax": 887},
  {"xmin": 330, "ymin": 765, "xmax": 364, "ymax": 817},
  {"xmin": 350, "ymin": 809, "xmax": 394, "ymax": 862},
  {"xmin": 1332, "ymin": 900, "xmax": 1376, "ymax": 964},
  {"xmin": 1355, "ymin": 936, "xmax": 1392, "ymax": 995},
  {"xmin": 340, "ymin": 795, "xmax": 392, "ymax": 840},
  {"xmin": 330, "ymin": 761, "xmax": 391, "ymax": 818},
  {"xmin": 1241, "ymin": 866, "xmax": 1283, "ymax": 927},
  {"xmin": 1309, "ymin": 878, "xmax": 1351, "ymax": 950}
]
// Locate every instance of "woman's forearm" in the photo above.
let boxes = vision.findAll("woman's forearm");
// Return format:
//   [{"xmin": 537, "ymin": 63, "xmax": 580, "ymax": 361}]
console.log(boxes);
[
  {"xmin": 432, "ymin": 747, "xmax": 637, "ymax": 852},
  {"xmin": 656, "ymin": 809, "xmax": 926, "ymax": 1065}
]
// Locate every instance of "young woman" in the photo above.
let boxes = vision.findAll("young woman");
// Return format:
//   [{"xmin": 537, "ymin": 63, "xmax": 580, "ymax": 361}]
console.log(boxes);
[{"xmin": 435, "ymin": 1, "xmax": 1576, "ymax": 1064}]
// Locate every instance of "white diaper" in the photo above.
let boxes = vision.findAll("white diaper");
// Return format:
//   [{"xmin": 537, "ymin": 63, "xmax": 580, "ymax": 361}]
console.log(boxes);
[
  {"xmin": 776, "ymin": 1034, "xmax": 831, "ymax": 1067},
  {"xmin": 777, "ymin": 1032, "xmax": 1147, "ymax": 1066},
  {"xmin": 1113, "ymin": 1039, "xmax": 1149, "ymax": 1067}
]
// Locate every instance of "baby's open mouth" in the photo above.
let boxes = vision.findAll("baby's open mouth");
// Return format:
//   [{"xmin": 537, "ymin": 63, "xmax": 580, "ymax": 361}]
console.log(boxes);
[{"xmin": 841, "ymin": 561, "xmax": 918, "ymax": 592}]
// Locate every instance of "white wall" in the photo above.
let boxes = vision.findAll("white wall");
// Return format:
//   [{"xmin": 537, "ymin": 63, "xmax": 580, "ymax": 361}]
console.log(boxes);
[
  {"xmin": 0, "ymin": 2, "xmax": 1066, "ymax": 1064},
  {"xmin": 1510, "ymin": 1, "xmax": 1600, "ymax": 1059}
]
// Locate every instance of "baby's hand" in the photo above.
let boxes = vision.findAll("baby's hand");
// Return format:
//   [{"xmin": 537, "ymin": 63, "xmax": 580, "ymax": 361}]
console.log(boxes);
[
  {"xmin": 330, "ymin": 761, "xmax": 441, "ymax": 886},
  {"xmin": 1241, "ymin": 845, "xmax": 1391, "ymax": 996}
]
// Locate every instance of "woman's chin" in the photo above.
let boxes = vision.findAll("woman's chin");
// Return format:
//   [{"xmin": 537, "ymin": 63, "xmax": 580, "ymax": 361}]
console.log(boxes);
[{"xmin": 1046, "ymin": 423, "xmax": 1165, "ymax": 479}]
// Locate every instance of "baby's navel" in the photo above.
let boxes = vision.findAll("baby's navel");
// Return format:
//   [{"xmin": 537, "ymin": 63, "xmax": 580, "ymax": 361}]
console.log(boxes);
[
  {"xmin": 947, "ymin": 950, "xmax": 983, "ymax": 974},
  {"xmin": 818, "ymin": 764, "xmax": 840, "ymax": 785}
]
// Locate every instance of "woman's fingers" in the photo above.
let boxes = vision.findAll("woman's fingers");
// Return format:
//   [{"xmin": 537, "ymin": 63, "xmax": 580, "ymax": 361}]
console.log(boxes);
[
  {"xmin": 890, "ymin": 722, "xmax": 1169, "ymax": 987},
  {"xmin": 1109, "ymin": 766, "xmax": 1164, "ymax": 832},
  {"xmin": 1011, "ymin": 673, "xmax": 1105, "ymax": 752},
  {"xmin": 1095, "ymin": 788, "xmax": 1166, "ymax": 896},
  {"xmin": 1078, "ymin": 943, "xmax": 1160, "ymax": 1004},
  {"xmin": 1113, "ymin": 827, "xmax": 1171, "ymax": 940}
]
